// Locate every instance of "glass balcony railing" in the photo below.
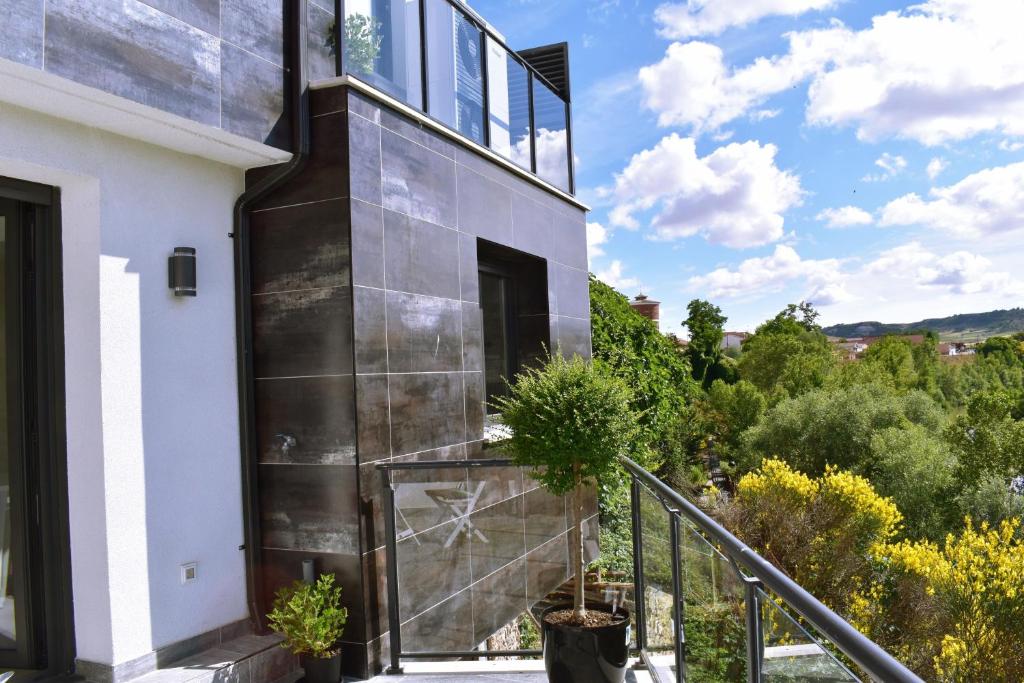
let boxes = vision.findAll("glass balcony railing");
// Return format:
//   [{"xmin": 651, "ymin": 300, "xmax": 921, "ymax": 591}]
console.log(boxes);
[{"xmin": 336, "ymin": 0, "xmax": 574, "ymax": 194}]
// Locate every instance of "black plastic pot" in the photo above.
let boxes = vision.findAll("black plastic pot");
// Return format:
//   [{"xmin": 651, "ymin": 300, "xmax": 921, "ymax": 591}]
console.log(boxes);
[
  {"xmin": 541, "ymin": 602, "xmax": 631, "ymax": 683},
  {"xmin": 301, "ymin": 652, "xmax": 341, "ymax": 683}
]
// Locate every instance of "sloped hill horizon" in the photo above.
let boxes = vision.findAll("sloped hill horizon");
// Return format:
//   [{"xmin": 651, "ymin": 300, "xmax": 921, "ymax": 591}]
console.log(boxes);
[{"xmin": 822, "ymin": 308, "xmax": 1024, "ymax": 342}]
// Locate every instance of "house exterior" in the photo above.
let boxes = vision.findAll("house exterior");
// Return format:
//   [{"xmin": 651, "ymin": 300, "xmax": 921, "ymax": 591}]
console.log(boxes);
[
  {"xmin": 720, "ymin": 332, "xmax": 749, "ymax": 350},
  {"xmin": 629, "ymin": 294, "xmax": 660, "ymax": 329},
  {"xmin": 0, "ymin": 1, "xmax": 592, "ymax": 681}
]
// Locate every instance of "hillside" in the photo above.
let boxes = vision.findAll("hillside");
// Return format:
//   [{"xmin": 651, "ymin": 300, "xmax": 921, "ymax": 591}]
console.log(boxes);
[{"xmin": 823, "ymin": 308, "xmax": 1024, "ymax": 342}]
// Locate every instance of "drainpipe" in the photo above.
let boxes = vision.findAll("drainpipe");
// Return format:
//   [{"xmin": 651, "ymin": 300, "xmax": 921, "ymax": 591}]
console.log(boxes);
[{"xmin": 232, "ymin": 0, "xmax": 311, "ymax": 631}]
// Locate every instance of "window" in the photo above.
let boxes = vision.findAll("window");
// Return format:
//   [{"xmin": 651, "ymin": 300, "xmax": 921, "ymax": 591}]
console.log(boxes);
[
  {"xmin": 477, "ymin": 241, "xmax": 550, "ymax": 412},
  {"xmin": 425, "ymin": 0, "xmax": 485, "ymax": 145},
  {"xmin": 531, "ymin": 78, "xmax": 571, "ymax": 192},
  {"xmin": 344, "ymin": 0, "xmax": 423, "ymax": 109},
  {"xmin": 486, "ymin": 38, "xmax": 532, "ymax": 170}
]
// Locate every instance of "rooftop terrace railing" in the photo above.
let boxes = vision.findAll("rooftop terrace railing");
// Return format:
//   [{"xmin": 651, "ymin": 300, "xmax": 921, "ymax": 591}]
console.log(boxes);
[
  {"xmin": 334, "ymin": 0, "xmax": 574, "ymax": 194},
  {"xmin": 375, "ymin": 455, "xmax": 924, "ymax": 682}
]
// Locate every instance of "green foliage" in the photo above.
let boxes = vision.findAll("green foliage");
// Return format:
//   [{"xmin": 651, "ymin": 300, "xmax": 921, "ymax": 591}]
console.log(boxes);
[
  {"xmin": 955, "ymin": 473, "xmax": 1024, "ymax": 529},
  {"xmin": 863, "ymin": 336, "xmax": 918, "ymax": 390},
  {"xmin": 945, "ymin": 390, "xmax": 1024, "ymax": 487},
  {"xmin": 493, "ymin": 354, "xmax": 636, "ymax": 496},
  {"xmin": 738, "ymin": 317, "xmax": 836, "ymax": 397},
  {"xmin": 978, "ymin": 335, "xmax": 1024, "ymax": 364},
  {"xmin": 757, "ymin": 302, "xmax": 822, "ymax": 335},
  {"xmin": 682, "ymin": 299, "xmax": 729, "ymax": 389},
  {"xmin": 267, "ymin": 574, "xmax": 348, "ymax": 658},
  {"xmin": 589, "ymin": 277, "xmax": 699, "ymax": 470},
  {"xmin": 342, "ymin": 14, "xmax": 382, "ymax": 74},
  {"xmin": 869, "ymin": 425, "xmax": 958, "ymax": 541},
  {"xmin": 704, "ymin": 379, "xmax": 767, "ymax": 457},
  {"xmin": 821, "ymin": 307, "xmax": 1024, "ymax": 340},
  {"xmin": 741, "ymin": 383, "xmax": 946, "ymax": 476},
  {"xmin": 683, "ymin": 602, "xmax": 747, "ymax": 682}
]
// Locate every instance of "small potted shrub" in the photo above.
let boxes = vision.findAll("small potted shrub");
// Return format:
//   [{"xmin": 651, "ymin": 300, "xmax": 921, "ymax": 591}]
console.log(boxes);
[
  {"xmin": 267, "ymin": 573, "xmax": 348, "ymax": 683},
  {"xmin": 494, "ymin": 354, "xmax": 636, "ymax": 683}
]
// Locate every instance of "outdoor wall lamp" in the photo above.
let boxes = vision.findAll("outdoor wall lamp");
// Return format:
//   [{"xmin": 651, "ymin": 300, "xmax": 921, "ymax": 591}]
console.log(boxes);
[{"xmin": 168, "ymin": 247, "xmax": 197, "ymax": 297}]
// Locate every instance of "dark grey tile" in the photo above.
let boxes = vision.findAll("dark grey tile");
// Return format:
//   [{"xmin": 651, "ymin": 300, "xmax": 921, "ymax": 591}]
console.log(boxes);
[
  {"xmin": 554, "ymin": 264, "xmax": 589, "ymax": 319},
  {"xmin": 555, "ymin": 315, "xmax": 592, "ymax": 361},
  {"xmin": 260, "ymin": 549, "xmax": 364, "ymax": 640},
  {"xmin": 2, "ymin": 0, "xmax": 44, "ymax": 68},
  {"xmin": 388, "ymin": 373, "xmax": 466, "ymax": 456},
  {"xmin": 457, "ymin": 165, "xmax": 512, "ymax": 244},
  {"xmin": 45, "ymin": 0, "xmax": 220, "ymax": 126},
  {"xmin": 139, "ymin": 0, "xmax": 218, "ymax": 35},
  {"xmin": 524, "ymin": 487, "xmax": 567, "ymax": 551},
  {"xmin": 401, "ymin": 589, "xmax": 474, "ymax": 654},
  {"xmin": 397, "ymin": 518, "xmax": 472, "ymax": 620},
  {"xmin": 221, "ymin": 0, "xmax": 283, "ymax": 66},
  {"xmin": 255, "ymin": 376, "xmax": 356, "ymax": 466},
  {"xmin": 154, "ymin": 628, "xmax": 219, "ymax": 668},
  {"xmin": 381, "ymin": 108, "xmax": 455, "ymax": 159},
  {"xmin": 526, "ymin": 534, "xmax": 570, "ymax": 607},
  {"xmin": 350, "ymin": 199, "xmax": 385, "ymax": 289},
  {"xmin": 311, "ymin": 83, "xmax": 347, "ymax": 118},
  {"xmin": 354, "ymin": 286, "xmax": 388, "ymax": 374},
  {"xmin": 221, "ymin": 42, "xmax": 287, "ymax": 146},
  {"xmin": 381, "ymin": 128, "xmax": 457, "ymax": 228},
  {"xmin": 382, "ymin": 209, "xmax": 460, "ymax": 300},
  {"xmin": 248, "ymin": 639, "xmax": 298, "ymax": 683},
  {"xmin": 355, "ymin": 374, "xmax": 391, "ymax": 463},
  {"xmin": 250, "ymin": 199, "xmax": 350, "ymax": 295},
  {"xmin": 358, "ymin": 461, "xmax": 386, "ymax": 553},
  {"xmin": 385, "ymin": 292, "xmax": 462, "ymax": 373},
  {"xmin": 361, "ymin": 546, "xmax": 389, "ymax": 643},
  {"xmin": 468, "ymin": 465, "xmax": 523, "ymax": 510},
  {"xmin": 459, "ymin": 233, "xmax": 479, "ymax": 303},
  {"xmin": 471, "ymin": 559, "xmax": 527, "ymax": 645},
  {"xmin": 464, "ymin": 371, "xmax": 485, "ymax": 442},
  {"xmin": 518, "ymin": 314, "xmax": 553, "ymax": 369},
  {"xmin": 348, "ymin": 90, "xmax": 382, "ymax": 123},
  {"xmin": 553, "ymin": 210, "xmax": 588, "ymax": 270},
  {"xmin": 469, "ymin": 497, "xmax": 526, "ymax": 581},
  {"xmin": 307, "ymin": 1, "xmax": 336, "ymax": 82},
  {"xmin": 259, "ymin": 464, "xmax": 360, "ymax": 554},
  {"xmin": 512, "ymin": 197, "xmax": 553, "ymax": 259},
  {"xmin": 349, "ymin": 109, "xmax": 383, "ymax": 205},
  {"xmin": 253, "ymin": 112, "xmax": 348, "ymax": 209},
  {"xmin": 252, "ymin": 286, "xmax": 353, "ymax": 378},
  {"xmin": 462, "ymin": 302, "xmax": 483, "ymax": 372}
]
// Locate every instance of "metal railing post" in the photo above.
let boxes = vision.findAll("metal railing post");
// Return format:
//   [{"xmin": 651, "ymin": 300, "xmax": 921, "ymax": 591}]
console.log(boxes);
[
  {"xmin": 381, "ymin": 468, "xmax": 403, "ymax": 675},
  {"xmin": 668, "ymin": 510, "xmax": 685, "ymax": 682},
  {"xmin": 629, "ymin": 476, "xmax": 648, "ymax": 656},
  {"xmin": 744, "ymin": 577, "xmax": 764, "ymax": 683}
]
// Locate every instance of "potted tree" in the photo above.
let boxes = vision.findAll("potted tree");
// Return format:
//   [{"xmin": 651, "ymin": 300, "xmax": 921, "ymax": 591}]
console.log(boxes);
[
  {"xmin": 267, "ymin": 573, "xmax": 348, "ymax": 683},
  {"xmin": 493, "ymin": 354, "xmax": 636, "ymax": 683}
]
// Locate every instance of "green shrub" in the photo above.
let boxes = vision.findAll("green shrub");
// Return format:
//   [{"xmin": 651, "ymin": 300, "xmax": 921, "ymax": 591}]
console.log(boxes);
[{"xmin": 267, "ymin": 574, "xmax": 348, "ymax": 658}]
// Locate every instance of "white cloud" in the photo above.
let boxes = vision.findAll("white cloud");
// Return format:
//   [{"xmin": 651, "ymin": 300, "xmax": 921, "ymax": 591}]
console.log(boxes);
[
  {"xmin": 862, "ymin": 153, "xmax": 907, "ymax": 182},
  {"xmin": 879, "ymin": 161, "xmax": 1024, "ymax": 238},
  {"xmin": 999, "ymin": 139, "xmax": 1024, "ymax": 152},
  {"xmin": 867, "ymin": 241, "xmax": 1024, "ymax": 296},
  {"xmin": 751, "ymin": 108, "xmax": 782, "ymax": 122},
  {"xmin": 655, "ymin": 0, "xmax": 839, "ymax": 39},
  {"xmin": 596, "ymin": 260, "xmax": 640, "ymax": 291},
  {"xmin": 687, "ymin": 245, "xmax": 849, "ymax": 303},
  {"xmin": 607, "ymin": 134, "xmax": 803, "ymax": 248},
  {"xmin": 926, "ymin": 157, "xmax": 949, "ymax": 180},
  {"xmin": 586, "ymin": 222, "xmax": 609, "ymax": 261},
  {"xmin": 640, "ymin": 1, "xmax": 1024, "ymax": 145},
  {"xmin": 816, "ymin": 205, "xmax": 873, "ymax": 228}
]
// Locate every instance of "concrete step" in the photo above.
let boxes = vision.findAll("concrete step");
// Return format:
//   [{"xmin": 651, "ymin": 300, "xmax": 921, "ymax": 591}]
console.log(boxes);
[{"xmin": 127, "ymin": 634, "xmax": 299, "ymax": 683}]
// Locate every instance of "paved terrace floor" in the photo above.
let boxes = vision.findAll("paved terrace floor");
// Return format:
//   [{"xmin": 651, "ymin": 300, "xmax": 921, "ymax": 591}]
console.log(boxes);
[{"xmin": 360, "ymin": 660, "xmax": 656, "ymax": 682}]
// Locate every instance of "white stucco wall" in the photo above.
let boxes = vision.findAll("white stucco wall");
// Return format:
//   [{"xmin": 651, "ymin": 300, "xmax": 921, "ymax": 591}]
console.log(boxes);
[{"xmin": 0, "ymin": 101, "xmax": 249, "ymax": 666}]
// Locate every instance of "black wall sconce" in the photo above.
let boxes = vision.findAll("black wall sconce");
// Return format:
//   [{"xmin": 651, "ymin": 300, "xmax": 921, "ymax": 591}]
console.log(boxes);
[{"xmin": 168, "ymin": 247, "xmax": 197, "ymax": 297}]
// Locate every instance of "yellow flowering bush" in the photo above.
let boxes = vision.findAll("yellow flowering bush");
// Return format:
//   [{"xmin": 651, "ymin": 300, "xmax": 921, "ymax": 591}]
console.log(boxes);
[{"xmin": 874, "ymin": 519, "xmax": 1024, "ymax": 682}]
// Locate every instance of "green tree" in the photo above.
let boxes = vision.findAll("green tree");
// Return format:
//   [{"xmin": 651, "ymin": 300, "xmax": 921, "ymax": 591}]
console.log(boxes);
[
  {"xmin": 862, "ymin": 336, "xmax": 918, "ymax": 390},
  {"xmin": 741, "ymin": 383, "xmax": 945, "ymax": 476},
  {"xmin": 945, "ymin": 390, "xmax": 1024, "ymax": 487},
  {"xmin": 705, "ymin": 379, "xmax": 767, "ymax": 456},
  {"xmin": 978, "ymin": 335, "xmax": 1024, "ymax": 365},
  {"xmin": 738, "ymin": 329, "xmax": 836, "ymax": 397},
  {"xmin": 757, "ymin": 301, "xmax": 821, "ymax": 335},
  {"xmin": 683, "ymin": 299, "xmax": 728, "ymax": 389}
]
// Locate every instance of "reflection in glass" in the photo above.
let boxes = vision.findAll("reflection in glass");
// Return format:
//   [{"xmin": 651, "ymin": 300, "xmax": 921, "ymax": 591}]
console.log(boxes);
[
  {"xmin": 480, "ymin": 272, "xmax": 512, "ymax": 411},
  {"xmin": 0, "ymin": 213, "xmax": 13, "ymax": 649},
  {"xmin": 531, "ymin": 78, "xmax": 570, "ymax": 192},
  {"xmin": 760, "ymin": 588, "xmax": 860, "ymax": 682},
  {"xmin": 344, "ymin": 0, "xmax": 423, "ymax": 109},
  {"xmin": 426, "ymin": 0, "xmax": 485, "ymax": 145},
  {"xmin": 486, "ymin": 40, "xmax": 532, "ymax": 170}
]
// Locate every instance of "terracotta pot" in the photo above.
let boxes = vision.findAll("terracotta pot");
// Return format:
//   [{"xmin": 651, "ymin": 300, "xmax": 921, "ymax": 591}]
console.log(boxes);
[{"xmin": 541, "ymin": 602, "xmax": 631, "ymax": 683}]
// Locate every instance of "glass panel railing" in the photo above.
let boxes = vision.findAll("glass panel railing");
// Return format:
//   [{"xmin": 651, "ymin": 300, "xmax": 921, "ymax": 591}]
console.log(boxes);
[
  {"xmin": 425, "ymin": 0, "xmax": 486, "ymax": 145},
  {"xmin": 485, "ymin": 37, "xmax": 532, "ymax": 171},
  {"xmin": 759, "ymin": 588, "xmax": 860, "ymax": 682},
  {"xmin": 343, "ymin": 0, "xmax": 423, "ymax": 109},
  {"xmin": 679, "ymin": 523, "xmax": 748, "ymax": 682},
  {"xmin": 638, "ymin": 484, "xmax": 678, "ymax": 681},
  {"xmin": 531, "ymin": 77, "xmax": 570, "ymax": 192}
]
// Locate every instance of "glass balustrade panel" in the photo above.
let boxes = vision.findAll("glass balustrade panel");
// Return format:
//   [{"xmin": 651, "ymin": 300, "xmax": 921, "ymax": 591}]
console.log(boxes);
[
  {"xmin": 759, "ymin": 588, "xmax": 861, "ymax": 682},
  {"xmin": 344, "ymin": 0, "xmax": 423, "ymax": 109},
  {"xmin": 425, "ymin": 0, "xmax": 486, "ymax": 145},
  {"xmin": 531, "ymin": 78, "xmax": 570, "ymax": 192},
  {"xmin": 485, "ymin": 39, "xmax": 532, "ymax": 170}
]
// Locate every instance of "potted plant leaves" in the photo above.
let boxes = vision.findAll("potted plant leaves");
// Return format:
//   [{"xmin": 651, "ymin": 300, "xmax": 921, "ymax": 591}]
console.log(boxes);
[
  {"xmin": 493, "ymin": 354, "xmax": 636, "ymax": 683},
  {"xmin": 267, "ymin": 573, "xmax": 348, "ymax": 683}
]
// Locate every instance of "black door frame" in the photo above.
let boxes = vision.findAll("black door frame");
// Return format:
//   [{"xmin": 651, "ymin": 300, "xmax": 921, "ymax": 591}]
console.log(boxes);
[{"xmin": 0, "ymin": 175, "xmax": 74, "ymax": 679}]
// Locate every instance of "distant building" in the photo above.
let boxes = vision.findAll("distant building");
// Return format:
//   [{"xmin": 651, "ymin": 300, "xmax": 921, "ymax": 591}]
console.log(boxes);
[
  {"xmin": 631, "ymin": 294, "xmax": 661, "ymax": 329},
  {"xmin": 721, "ymin": 332, "xmax": 750, "ymax": 349}
]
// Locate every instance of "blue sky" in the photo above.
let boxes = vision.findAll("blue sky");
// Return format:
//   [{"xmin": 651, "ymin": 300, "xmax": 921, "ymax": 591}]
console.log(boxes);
[{"xmin": 472, "ymin": 0, "xmax": 1024, "ymax": 335}]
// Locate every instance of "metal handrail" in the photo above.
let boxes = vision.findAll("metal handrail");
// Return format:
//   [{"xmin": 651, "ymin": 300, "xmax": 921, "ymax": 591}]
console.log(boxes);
[{"xmin": 620, "ymin": 455, "xmax": 924, "ymax": 683}]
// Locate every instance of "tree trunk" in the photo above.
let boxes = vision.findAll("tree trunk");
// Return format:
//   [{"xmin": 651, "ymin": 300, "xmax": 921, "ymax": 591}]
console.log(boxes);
[{"xmin": 572, "ymin": 463, "xmax": 586, "ymax": 621}]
